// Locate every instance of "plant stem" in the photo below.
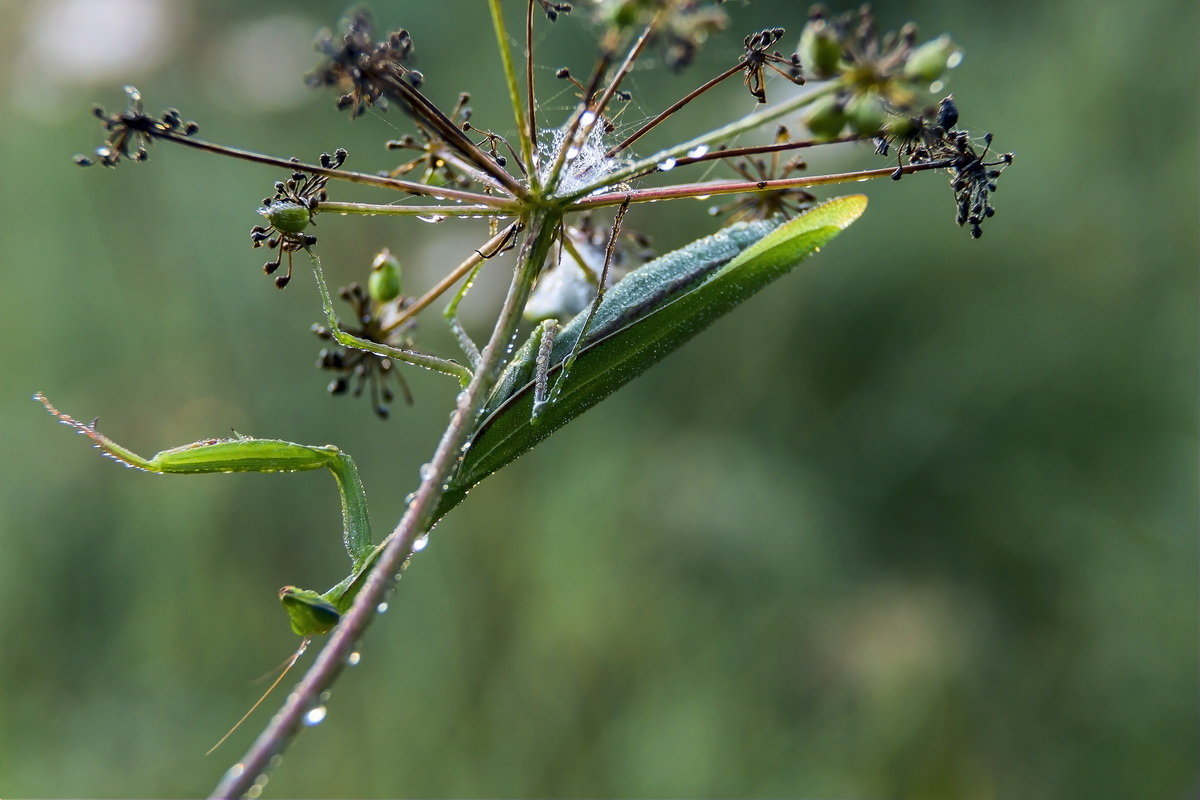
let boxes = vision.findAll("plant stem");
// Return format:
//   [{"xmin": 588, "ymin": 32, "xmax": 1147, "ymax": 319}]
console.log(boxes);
[
  {"xmin": 565, "ymin": 82, "xmax": 842, "ymax": 202},
  {"xmin": 209, "ymin": 212, "xmax": 562, "ymax": 800},
  {"xmin": 607, "ymin": 61, "xmax": 745, "ymax": 157},
  {"xmin": 543, "ymin": 15, "xmax": 659, "ymax": 193},
  {"xmin": 626, "ymin": 131, "xmax": 874, "ymax": 177},
  {"xmin": 381, "ymin": 222, "xmax": 522, "ymax": 335},
  {"xmin": 487, "ymin": 0, "xmax": 536, "ymax": 188},
  {"xmin": 158, "ymin": 132, "xmax": 508, "ymax": 207},
  {"xmin": 318, "ymin": 201, "xmax": 513, "ymax": 218},
  {"xmin": 573, "ymin": 160, "xmax": 951, "ymax": 210}
]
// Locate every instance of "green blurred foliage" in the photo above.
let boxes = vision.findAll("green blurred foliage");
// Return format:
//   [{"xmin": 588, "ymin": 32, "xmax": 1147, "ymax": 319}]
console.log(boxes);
[{"xmin": 0, "ymin": 0, "xmax": 1195, "ymax": 796}]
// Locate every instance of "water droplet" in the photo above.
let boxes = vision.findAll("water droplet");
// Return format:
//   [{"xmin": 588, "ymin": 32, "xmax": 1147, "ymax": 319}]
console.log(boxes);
[
  {"xmin": 224, "ymin": 764, "xmax": 246, "ymax": 781},
  {"xmin": 377, "ymin": 602, "xmax": 389, "ymax": 614},
  {"xmin": 946, "ymin": 50, "xmax": 964, "ymax": 69},
  {"xmin": 579, "ymin": 110, "xmax": 598, "ymax": 127},
  {"xmin": 245, "ymin": 784, "xmax": 263, "ymax": 799},
  {"xmin": 929, "ymin": 80, "xmax": 945, "ymax": 93},
  {"xmin": 303, "ymin": 706, "xmax": 327, "ymax": 726},
  {"xmin": 413, "ymin": 533, "xmax": 430, "ymax": 552},
  {"xmin": 687, "ymin": 145, "xmax": 709, "ymax": 158},
  {"xmin": 419, "ymin": 462, "xmax": 434, "ymax": 480},
  {"xmin": 348, "ymin": 651, "xmax": 361, "ymax": 666},
  {"xmin": 657, "ymin": 157, "xmax": 677, "ymax": 171},
  {"xmin": 416, "ymin": 215, "xmax": 447, "ymax": 224},
  {"xmin": 404, "ymin": 492, "xmax": 416, "ymax": 505},
  {"xmin": 460, "ymin": 441, "xmax": 472, "ymax": 453},
  {"xmin": 456, "ymin": 390, "xmax": 469, "ymax": 405}
]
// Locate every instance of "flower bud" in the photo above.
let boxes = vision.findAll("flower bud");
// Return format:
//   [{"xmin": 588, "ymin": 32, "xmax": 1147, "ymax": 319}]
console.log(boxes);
[
  {"xmin": 258, "ymin": 201, "xmax": 311, "ymax": 235},
  {"xmin": 904, "ymin": 35, "xmax": 960, "ymax": 83},
  {"xmin": 803, "ymin": 94, "xmax": 847, "ymax": 140},
  {"xmin": 368, "ymin": 248, "xmax": 402, "ymax": 303}
]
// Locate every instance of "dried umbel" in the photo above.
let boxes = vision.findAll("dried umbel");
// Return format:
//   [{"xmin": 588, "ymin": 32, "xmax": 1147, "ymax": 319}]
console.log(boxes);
[
  {"xmin": 250, "ymin": 150, "xmax": 346, "ymax": 288},
  {"xmin": 74, "ymin": 85, "xmax": 197, "ymax": 167},
  {"xmin": 877, "ymin": 98, "xmax": 1013, "ymax": 237}
]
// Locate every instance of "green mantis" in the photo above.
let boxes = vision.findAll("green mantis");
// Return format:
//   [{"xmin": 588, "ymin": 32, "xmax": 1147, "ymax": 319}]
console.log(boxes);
[{"xmin": 38, "ymin": 194, "xmax": 866, "ymax": 636}]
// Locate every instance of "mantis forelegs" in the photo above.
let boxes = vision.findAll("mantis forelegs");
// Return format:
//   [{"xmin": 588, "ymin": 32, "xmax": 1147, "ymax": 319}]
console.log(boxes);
[{"xmin": 37, "ymin": 392, "xmax": 376, "ymax": 637}]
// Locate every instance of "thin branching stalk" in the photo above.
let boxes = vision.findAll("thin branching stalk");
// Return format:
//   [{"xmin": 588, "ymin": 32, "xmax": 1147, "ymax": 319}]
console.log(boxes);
[
  {"xmin": 566, "ymin": 82, "xmax": 840, "ymax": 201},
  {"xmin": 317, "ymin": 201, "xmax": 513, "ymax": 218},
  {"xmin": 381, "ymin": 222, "xmax": 523, "ymax": 335},
  {"xmin": 575, "ymin": 160, "xmax": 955, "ymax": 210},
  {"xmin": 608, "ymin": 60, "xmax": 745, "ymax": 157},
  {"xmin": 626, "ymin": 131, "xmax": 874, "ymax": 176},
  {"xmin": 488, "ymin": 0, "xmax": 535, "ymax": 187},
  {"xmin": 158, "ymin": 131, "xmax": 510, "ymax": 206}
]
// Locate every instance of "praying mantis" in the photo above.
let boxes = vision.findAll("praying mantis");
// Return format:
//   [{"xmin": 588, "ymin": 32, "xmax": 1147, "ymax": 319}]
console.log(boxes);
[{"xmin": 39, "ymin": 194, "xmax": 866, "ymax": 637}]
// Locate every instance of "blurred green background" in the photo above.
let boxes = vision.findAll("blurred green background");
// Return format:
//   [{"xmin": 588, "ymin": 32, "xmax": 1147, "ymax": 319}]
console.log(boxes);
[{"xmin": 1, "ymin": 0, "xmax": 1195, "ymax": 796}]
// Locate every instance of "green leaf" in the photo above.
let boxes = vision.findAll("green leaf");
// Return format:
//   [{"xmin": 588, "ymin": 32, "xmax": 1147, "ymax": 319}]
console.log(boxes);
[{"xmin": 434, "ymin": 195, "xmax": 868, "ymax": 520}]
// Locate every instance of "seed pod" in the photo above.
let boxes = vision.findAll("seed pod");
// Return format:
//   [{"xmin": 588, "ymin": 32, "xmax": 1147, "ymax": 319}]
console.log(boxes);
[
  {"xmin": 258, "ymin": 201, "xmax": 311, "ymax": 235},
  {"xmin": 846, "ymin": 92, "xmax": 887, "ymax": 136},
  {"xmin": 803, "ymin": 93, "xmax": 847, "ymax": 140},
  {"xmin": 798, "ymin": 20, "xmax": 841, "ymax": 80},
  {"xmin": 904, "ymin": 35, "xmax": 959, "ymax": 83},
  {"xmin": 368, "ymin": 248, "xmax": 402, "ymax": 303}
]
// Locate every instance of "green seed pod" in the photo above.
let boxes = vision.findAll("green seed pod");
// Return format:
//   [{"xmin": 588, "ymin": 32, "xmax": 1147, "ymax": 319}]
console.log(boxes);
[
  {"xmin": 798, "ymin": 21, "xmax": 841, "ymax": 80},
  {"xmin": 904, "ymin": 35, "xmax": 959, "ymax": 83},
  {"xmin": 846, "ymin": 92, "xmax": 887, "ymax": 136},
  {"xmin": 258, "ymin": 201, "xmax": 311, "ymax": 235},
  {"xmin": 368, "ymin": 248, "xmax": 402, "ymax": 304},
  {"xmin": 803, "ymin": 94, "xmax": 847, "ymax": 140}
]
